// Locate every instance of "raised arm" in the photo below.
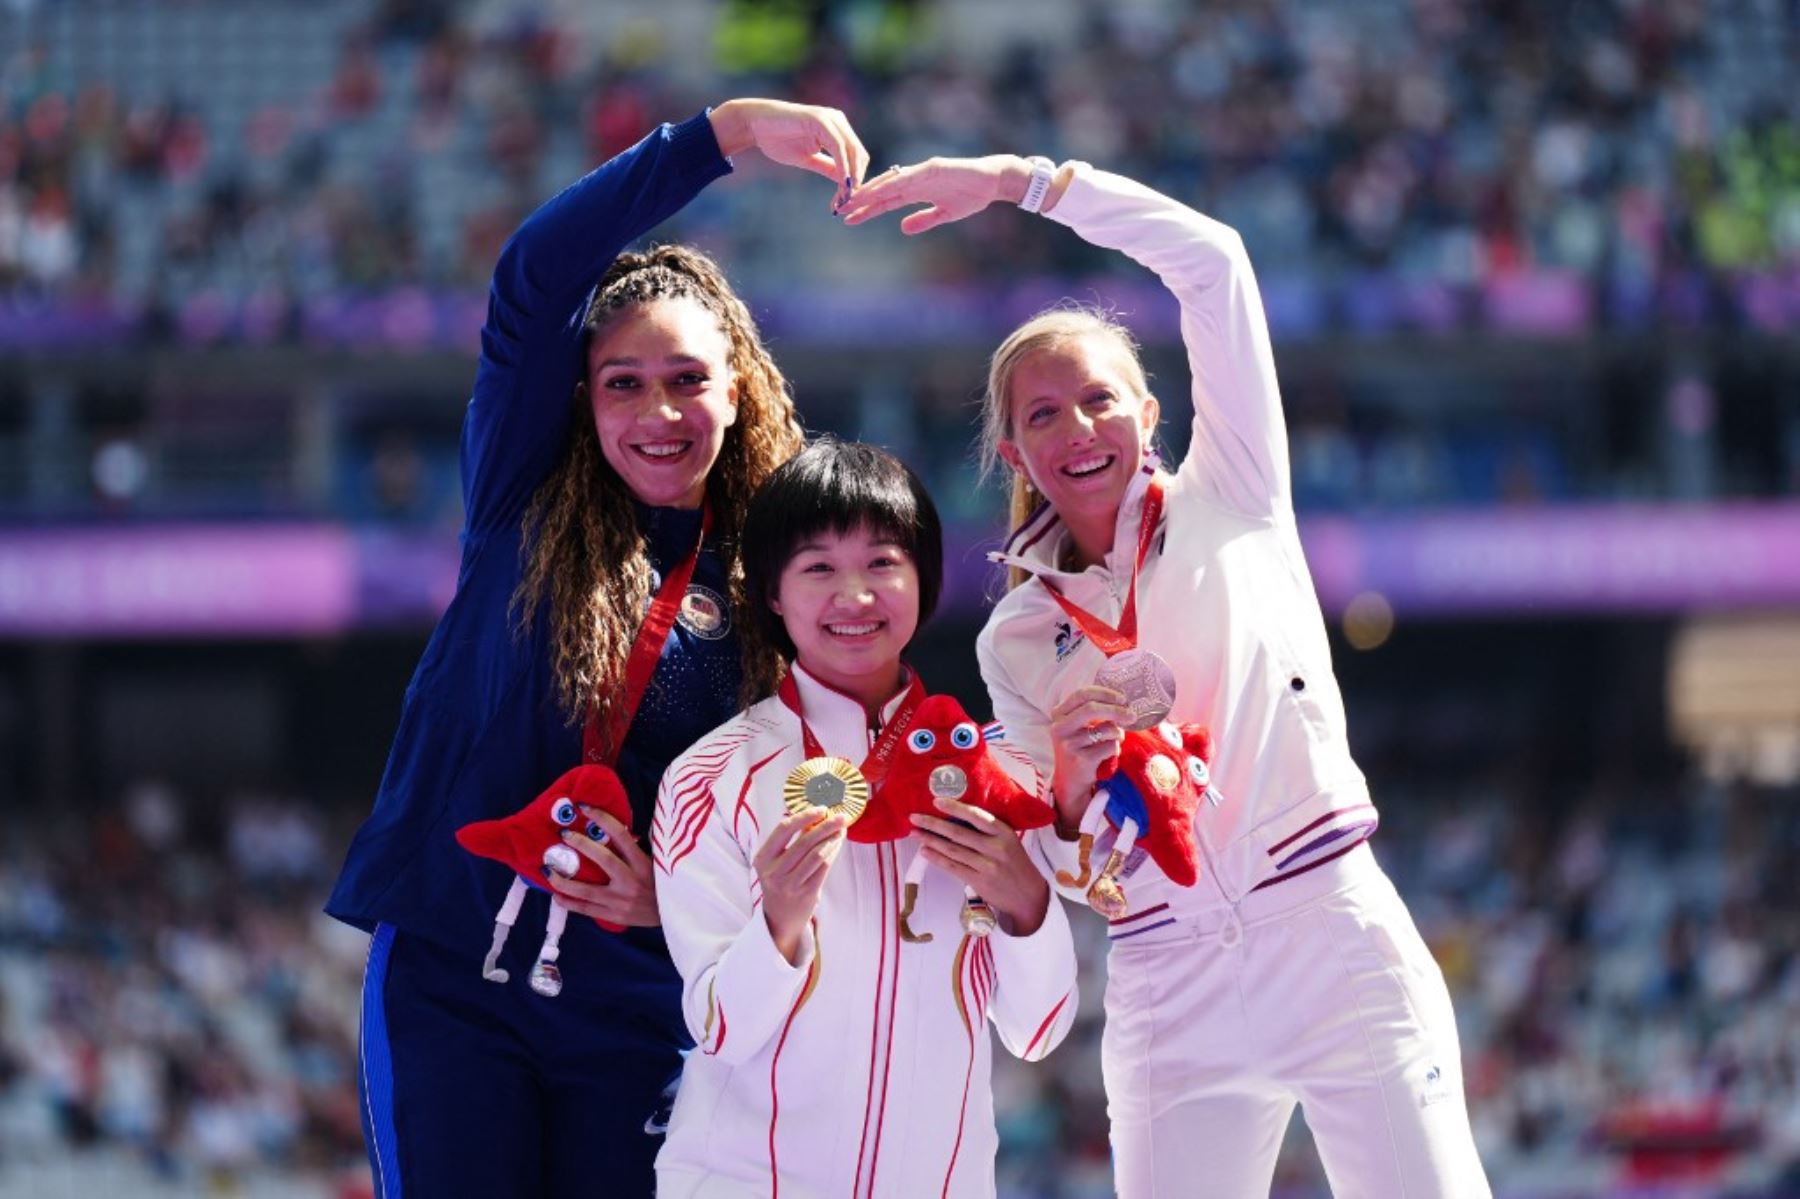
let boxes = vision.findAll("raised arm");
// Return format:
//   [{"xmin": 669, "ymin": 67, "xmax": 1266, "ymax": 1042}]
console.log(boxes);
[
  {"xmin": 463, "ymin": 100, "xmax": 869, "ymax": 534},
  {"xmin": 842, "ymin": 156, "xmax": 1290, "ymax": 520},
  {"xmin": 1045, "ymin": 166, "xmax": 1289, "ymax": 519}
]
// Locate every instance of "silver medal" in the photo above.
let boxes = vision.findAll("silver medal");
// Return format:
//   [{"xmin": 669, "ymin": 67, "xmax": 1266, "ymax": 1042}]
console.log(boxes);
[
  {"xmin": 928, "ymin": 765, "xmax": 968, "ymax": 800},
  {"xmin": 1094, "ymin": 648, "xmax": 1178, "ymax": 730}
]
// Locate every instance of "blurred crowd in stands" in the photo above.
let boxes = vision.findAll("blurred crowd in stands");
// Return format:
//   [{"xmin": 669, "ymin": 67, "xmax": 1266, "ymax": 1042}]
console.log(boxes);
[
  {"xmin": 0, "ymin": 785, "xmax": 370, "ymax": 1195},
  {"xmin": 1, "ymin": 774, "xmax": 1794, "ymax": 1196},
  {"xmin": 0, "ymin": 0, "xmax": 1796, "ymax": 333}
]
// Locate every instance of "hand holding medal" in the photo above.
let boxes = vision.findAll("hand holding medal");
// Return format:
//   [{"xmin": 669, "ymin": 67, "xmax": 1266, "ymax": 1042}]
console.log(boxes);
[
  {"xmin": 1035, "ymin": 481, "xmax": 1190, "ymax": 915},
  {"xmin": 755, "ymin": 806, "xmax": 852, "ymax": 966},
  {"xmin": 782, "ymin": 756, "xmax": 871, "ymax": 823}
]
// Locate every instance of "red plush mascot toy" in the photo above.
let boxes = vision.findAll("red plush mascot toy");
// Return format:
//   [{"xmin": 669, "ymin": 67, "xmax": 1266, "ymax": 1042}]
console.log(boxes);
[
  {"xmin": 853, "ymin": 693, "xmax": 1054, "ymax": 943},
  {"xmin": 1057, "ymin": 722, "xmax": 1216, "ymax": 917},
  {"xmin": 454, "ymin": 765, "xmax": 634, "ymax": 998}
]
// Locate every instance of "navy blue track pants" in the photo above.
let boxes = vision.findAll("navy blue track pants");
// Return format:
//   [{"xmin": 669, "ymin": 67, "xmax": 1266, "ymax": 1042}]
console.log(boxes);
[{"xmin": 358, "ymin": 923, "xmax": 685, "ymax": 1198}]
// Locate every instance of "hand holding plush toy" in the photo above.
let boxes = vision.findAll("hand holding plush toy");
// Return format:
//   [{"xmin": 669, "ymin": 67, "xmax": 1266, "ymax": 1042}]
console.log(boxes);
[
  {"xmin": 454, "ymin": 764, "xmax": 635, "ymax": 997},
  {"xmin": 1058, "ymin": 722, "xmax": 1215, "ymax": 917},
  {"xmin": 856, "ymin": 694, "xmax": 1055, "ymax": 942}
]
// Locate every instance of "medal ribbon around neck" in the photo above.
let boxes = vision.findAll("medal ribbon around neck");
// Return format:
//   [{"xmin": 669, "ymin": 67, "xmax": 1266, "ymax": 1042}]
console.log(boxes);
[
  {"xmin": 1038, "ymin": 477, "xmax": 1166, "ymax": 657},
  {"xmin": 776, "ymin": 667, "xmax": 928, "ymax": 793},
  {"xmin": 583, "ymin": 506, "xmax": 713, "ymax": 767}
]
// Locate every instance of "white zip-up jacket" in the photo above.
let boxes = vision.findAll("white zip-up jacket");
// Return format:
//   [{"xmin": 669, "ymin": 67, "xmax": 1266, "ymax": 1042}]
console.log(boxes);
[
  {"xmin": 978, "ymin": 165, "xmax": 1379, "ymax": 930},
  {"xmin": 652, "ymin": 663, "xmax": 1079, "ymax": 1199}
]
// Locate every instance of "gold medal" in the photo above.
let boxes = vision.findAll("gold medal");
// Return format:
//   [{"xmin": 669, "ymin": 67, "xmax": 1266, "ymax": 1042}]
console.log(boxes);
[{"xmin": 783, "ymin": 756, "xmax": 870, "ymax": 823}]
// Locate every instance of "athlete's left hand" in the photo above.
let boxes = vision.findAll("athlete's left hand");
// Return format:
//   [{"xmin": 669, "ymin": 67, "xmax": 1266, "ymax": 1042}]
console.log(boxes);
[
  {"xmin": 548, "ymin": 807, "xmax": 660, "ymax": 927},
  {"xmin": 911, "ymin": 797, "xmax": 1051, "ymax": 937}
]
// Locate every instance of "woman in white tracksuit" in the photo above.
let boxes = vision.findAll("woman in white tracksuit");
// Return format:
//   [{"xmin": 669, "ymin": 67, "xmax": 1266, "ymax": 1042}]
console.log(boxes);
[
  {"xmin": 653, "ymin": 441, "xmax": 1078, "ymax": 1198},
  {"xmin": 843, "ymin": 162, "xmax": 1492, "ymax": 1196}
]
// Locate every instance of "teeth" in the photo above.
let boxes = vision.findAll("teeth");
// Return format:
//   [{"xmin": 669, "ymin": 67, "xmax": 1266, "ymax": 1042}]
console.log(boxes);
[
  {"xmin": 1063, "ymin": 455, "xmax": 1112, "ymax": 477},
  {"xmin": 636, "ymin": 442, "xmax": 689, "ymax": 458},
  {"xmin": 826, "ymin": 622, "xmax": 880, "ymax": 636}
]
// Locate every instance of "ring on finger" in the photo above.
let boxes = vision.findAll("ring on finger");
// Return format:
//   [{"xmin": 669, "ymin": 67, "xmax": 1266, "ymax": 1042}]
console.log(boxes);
[{"xmin": 1086, "ymin": 726, "xmax": 1103, "ymax": 746}]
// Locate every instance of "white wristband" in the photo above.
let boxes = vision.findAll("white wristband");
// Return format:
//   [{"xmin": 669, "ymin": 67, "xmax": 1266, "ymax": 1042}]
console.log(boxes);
[{"xmin": 1017, "ymin": 156, "xmax": 1055, "ymax": 214}]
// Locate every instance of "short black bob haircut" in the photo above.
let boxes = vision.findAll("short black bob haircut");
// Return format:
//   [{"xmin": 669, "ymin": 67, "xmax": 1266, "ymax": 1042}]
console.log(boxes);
[{"xmin": 740, "ymin": 438, "xmax": 944, "ymax": 664}]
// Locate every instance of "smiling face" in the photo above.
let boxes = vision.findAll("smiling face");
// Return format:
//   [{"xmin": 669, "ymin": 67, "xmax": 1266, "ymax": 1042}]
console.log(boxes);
[
  {"xmin": 996, "ymin": 334, "xmax": 1159, "ymax": 555},
  {"xmin": 585, "ymin": 298, "xmax": 739, "ymax": 509},
  {"xmin": 769, "ymin": 523, "xmax": 921, "ymax": 711}
]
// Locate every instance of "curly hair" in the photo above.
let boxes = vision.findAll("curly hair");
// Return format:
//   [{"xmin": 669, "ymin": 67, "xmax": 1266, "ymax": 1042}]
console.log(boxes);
[{"xmin": 511, "ymin": 244, "xmax": 804, "ymax": 743}]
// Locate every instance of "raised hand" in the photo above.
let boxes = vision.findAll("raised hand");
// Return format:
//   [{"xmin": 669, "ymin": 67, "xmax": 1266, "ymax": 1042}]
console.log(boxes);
[
  {"xmin": 754, "ymin": 808, "xmax": 850, "ymax": 965},
  {"xmin": 839, "ymin": 155, "xmax": 1042, "ymax": 234},
  {"xmin": 1046, "ymin": 684, "xmax": 1132, "ymax": 831},
  {"xmin": 707, "ymin": 99, "xmax": 870, "ymax": 209}
]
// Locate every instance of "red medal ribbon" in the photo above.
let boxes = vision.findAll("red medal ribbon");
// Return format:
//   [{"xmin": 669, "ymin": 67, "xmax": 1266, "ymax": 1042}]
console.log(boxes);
[
  {"xmin": 582, "ymin": 507, "xmax": 713, "ymax": 767},
  {"xmin": 776, "ymin": 667, "xmax": 928, "ymax": 793},
  {"xmin": 1039, "ymin": 477, "xmax": 1166, "ymax": 657}
]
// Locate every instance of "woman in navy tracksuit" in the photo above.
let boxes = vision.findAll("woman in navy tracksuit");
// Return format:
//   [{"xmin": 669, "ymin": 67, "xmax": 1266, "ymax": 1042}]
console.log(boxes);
[{"xmin": 326, "ymin": 99, "xmax": 868, "ymax": 1196}]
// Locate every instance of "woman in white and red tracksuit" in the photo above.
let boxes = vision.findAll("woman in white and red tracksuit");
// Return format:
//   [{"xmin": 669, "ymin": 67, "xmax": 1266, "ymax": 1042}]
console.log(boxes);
[
  {"xmin": 843, "ymin": 161, "xmax": 1491, "ymax": 1196},
  {"xmin": 652, "ymin": 441, "xmax": 1078, "ymax": 1199}
]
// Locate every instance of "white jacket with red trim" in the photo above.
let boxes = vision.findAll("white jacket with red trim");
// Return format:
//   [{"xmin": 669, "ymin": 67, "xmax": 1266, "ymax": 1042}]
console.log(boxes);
[
  {"xmin": 652, "ymin": 663, "xmax": 1078, "ymax": 1199},
  {"xmin": 977, "ymin": 164, "xmax": 1380, "ymax": 926}
]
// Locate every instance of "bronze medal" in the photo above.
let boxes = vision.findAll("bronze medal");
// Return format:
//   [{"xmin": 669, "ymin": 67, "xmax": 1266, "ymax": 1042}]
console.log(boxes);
[
  {"xmin": 1095, "ymin": 647, "xmax": 1178, "ymax": 731},
  {"xmin": 783, "ymin": 756, "xmax": 870, "ymax": 823}
]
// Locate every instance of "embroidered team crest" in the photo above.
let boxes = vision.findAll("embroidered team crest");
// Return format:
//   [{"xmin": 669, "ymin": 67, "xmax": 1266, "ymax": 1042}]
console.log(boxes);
[
  {"xmin": 1053, "ymin": 619, "xmax": 1085, "ymax": 662},
  {"xmin": 677, "ymin": 584, "xmax": 729, "ymax": 639}
]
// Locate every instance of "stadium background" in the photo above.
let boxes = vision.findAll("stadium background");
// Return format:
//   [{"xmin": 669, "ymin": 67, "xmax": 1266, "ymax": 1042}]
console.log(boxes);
[{"xmin": 1, "ymin": 0, "xmax": 1797, "ymax": 1195}]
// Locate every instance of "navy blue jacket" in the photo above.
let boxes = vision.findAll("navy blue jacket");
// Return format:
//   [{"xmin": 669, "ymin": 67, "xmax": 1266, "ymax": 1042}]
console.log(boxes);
[{"xmin": 327, "ymin": 112, "xmax": 739, "ymax": 1020}]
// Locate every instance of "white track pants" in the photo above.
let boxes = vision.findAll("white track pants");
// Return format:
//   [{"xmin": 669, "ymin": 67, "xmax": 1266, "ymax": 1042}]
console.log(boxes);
[{"xmin": 1101, "ymin": 845, "xmax": 1491, "ymax": 1198}]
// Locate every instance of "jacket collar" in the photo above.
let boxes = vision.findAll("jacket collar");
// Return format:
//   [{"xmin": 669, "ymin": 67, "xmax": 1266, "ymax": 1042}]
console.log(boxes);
[
  {"xmin": 787, "ymin": 660, "xmax": 915, "ymax": 757},
  {"xmin": 988, "ymin": 457, "xmax": 1165, "ymax": 584}
]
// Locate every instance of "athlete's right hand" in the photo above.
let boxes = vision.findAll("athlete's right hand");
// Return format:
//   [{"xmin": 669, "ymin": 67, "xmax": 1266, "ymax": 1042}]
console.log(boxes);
[
  {"xmin": 1048, "ymin": 685, "xmax": 1132, "ymax": 832},
  {"xmin": 754, "ymin": 808, "xmax": 849, "ymax": 966},
  {"xmin": 707, "ymin": 99, "xmax": 870, "ymax": 210}
]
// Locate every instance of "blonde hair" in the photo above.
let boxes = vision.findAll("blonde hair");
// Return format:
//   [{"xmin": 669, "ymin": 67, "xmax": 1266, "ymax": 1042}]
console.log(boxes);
[
  {"xmin": 979, "ymin": 304, "xmax": 1152, "ymax": 588},
  {"xmin": 511, "ymin": 244, "xmax": 804, "ymax": 741}
]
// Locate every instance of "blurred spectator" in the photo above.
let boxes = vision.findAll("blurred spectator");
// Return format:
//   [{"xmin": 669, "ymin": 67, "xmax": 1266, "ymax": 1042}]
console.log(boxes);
[{"xmin": 0, "ymin": 0, "xmax": 1795, "ymax": 329}]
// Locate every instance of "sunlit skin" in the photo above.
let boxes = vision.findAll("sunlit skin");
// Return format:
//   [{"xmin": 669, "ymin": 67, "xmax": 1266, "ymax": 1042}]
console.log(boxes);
[
  {"xmin": 582, "ymin": 297, "xmax": 739, "ymax": 509},
  {"xmin": 996, "ymin": 337, "xmax": 1160, "ymax": 572},
  {"xmin": 769, "ymin": 525, "xmax": 921, "ymax": 718}
]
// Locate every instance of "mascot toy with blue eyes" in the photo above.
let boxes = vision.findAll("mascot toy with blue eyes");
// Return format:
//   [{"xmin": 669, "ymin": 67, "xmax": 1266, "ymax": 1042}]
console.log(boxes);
[
  {"xmin": 852, "ymin": 693, "xmax": 1055, "ymax": 943},
  {"xmin": 1058, "ymin": 723, "xmax": 1216, "ymax": 919},
  {"xmin": 453, "ymin": 765, "xmax": 634, "ymax": 998}
]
